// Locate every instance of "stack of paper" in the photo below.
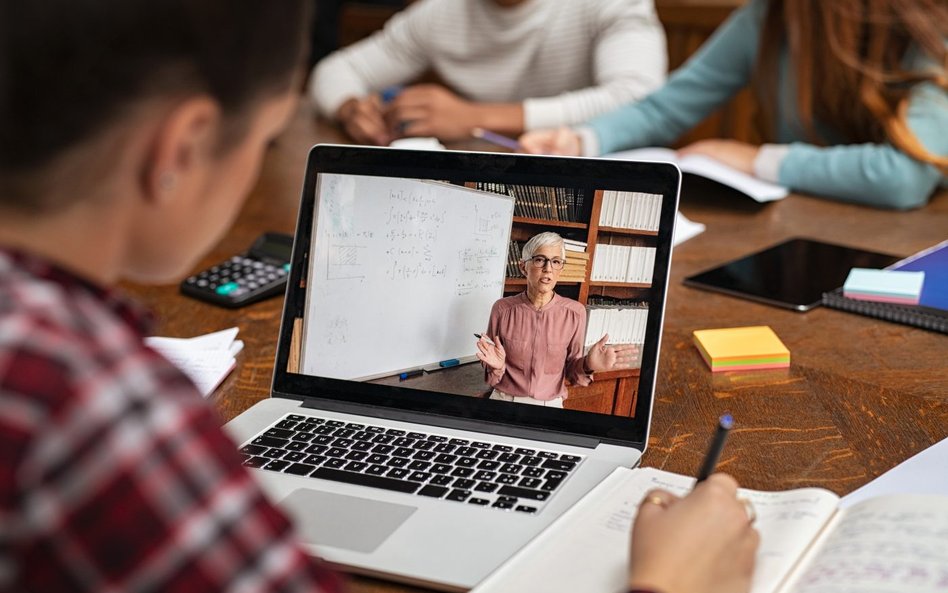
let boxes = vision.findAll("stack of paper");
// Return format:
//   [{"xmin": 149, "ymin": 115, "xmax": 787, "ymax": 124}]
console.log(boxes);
[
  {"xmin": 843, "ymin": 268, "xmax": 925, "ymax": 305},
  {"xmin": 145, "ymin": 327, "xmax": 244, "ymax": 397},
  {"xmin": 692, "ymin": 325, "xmax": 789, "ymax": 372}
]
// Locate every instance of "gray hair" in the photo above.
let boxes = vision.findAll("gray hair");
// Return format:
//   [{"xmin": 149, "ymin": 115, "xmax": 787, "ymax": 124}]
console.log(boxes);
[{"xmin": 521, "ymin": 231, "xmax": 566, "ymax": 261}]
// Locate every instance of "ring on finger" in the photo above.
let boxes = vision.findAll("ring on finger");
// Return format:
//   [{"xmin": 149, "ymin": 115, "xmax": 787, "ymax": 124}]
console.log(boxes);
[
  {"xmin": 644, "ymin": 494, "xmax": 669, "ymax": 509},
  {"xmin": 738, "ymin": 497, "xmax": 756, "ymax": 523}
]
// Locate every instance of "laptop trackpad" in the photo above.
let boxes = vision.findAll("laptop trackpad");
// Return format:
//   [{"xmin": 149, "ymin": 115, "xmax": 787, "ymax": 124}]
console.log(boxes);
[{"xmin": 281, "ymin": 489, "xmax": 417, "ymax": 553}]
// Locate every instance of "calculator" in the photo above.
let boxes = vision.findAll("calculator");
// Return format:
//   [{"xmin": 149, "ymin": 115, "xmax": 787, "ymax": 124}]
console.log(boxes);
[{"xmin": 180, "ymin": 232, "xmax": 293, "ymax": 308}]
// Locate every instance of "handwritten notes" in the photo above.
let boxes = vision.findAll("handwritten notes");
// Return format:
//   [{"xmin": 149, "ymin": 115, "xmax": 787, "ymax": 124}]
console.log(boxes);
[
  {"xmin": 303, "ymin": 174, "xmax": 514, "ymax": 380},
  {"xmin": 472, "ymin": 467, "xmax": 839, "ymax": 593},
  {"xmin": 785, "ymin": 495, "xmax": 948, "ymax": 593},
  {"xmin": 145, "ymin": 327, "xmax": 243, "ymax": 397}
]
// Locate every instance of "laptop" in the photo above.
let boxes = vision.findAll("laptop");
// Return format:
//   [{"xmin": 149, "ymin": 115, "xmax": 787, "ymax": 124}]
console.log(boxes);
[{"xmin": 224, "ymin": 145, "xmax": 681, "ymax": 591}]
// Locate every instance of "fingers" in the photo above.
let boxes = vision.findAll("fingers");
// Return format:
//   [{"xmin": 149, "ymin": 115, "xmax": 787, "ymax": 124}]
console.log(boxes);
[
  {"xmin": 339, "ymin": 97, "xmax": 390, "ymax": 145},
  {"xmin": 551, "ymin": 127, "xmax": 581, "ymax": 155},
  {"xmin": 594, "ymin": 334, "xmax": 609, "ymax": 348}
]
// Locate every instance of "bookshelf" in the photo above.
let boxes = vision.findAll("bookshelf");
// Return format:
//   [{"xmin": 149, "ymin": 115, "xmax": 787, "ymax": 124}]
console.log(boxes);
[{"xmin": 476, "ymin": 183, "xmax": 661, "ymax": 418}]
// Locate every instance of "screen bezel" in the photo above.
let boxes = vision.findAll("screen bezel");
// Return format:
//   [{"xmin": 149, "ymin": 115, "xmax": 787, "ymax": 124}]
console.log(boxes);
[{"xmin": 271, "ymin": 145, "xmax": 681, "ymax": 447}]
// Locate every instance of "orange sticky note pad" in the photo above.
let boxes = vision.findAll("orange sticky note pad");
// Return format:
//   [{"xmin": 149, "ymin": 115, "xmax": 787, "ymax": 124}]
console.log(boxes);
[{"xmin": 692, "ymin": 325, "xmax": 790, "ymax": 372}]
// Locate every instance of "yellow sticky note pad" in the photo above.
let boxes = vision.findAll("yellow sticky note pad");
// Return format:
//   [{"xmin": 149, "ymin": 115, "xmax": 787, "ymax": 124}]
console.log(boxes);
[{"xmin": 692, "ymin": 326, "xmax": 790, "ymax": 372}]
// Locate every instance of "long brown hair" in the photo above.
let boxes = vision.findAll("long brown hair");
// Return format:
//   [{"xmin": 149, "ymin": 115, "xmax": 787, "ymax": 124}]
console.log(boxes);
[{"xmin": 755, "ymin": 0, "xmax": 948, "ymax": 171}]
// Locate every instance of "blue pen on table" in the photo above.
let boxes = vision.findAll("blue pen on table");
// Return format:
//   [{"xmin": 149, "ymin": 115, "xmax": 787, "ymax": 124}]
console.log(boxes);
[
  {"xmin": 472, "ymin": 127, "xmax": 521, "ymax": 151},
  {"xmin": 695, "ymin": 414, "xmax": 733, "ymax": 483},
  {"xmin": 399, "ymin": 369, "xmax": 424, "ymax": 381}
]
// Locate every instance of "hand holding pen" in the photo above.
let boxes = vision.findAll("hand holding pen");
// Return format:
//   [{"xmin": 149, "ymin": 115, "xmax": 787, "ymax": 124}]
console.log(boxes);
[
  {"xmin": 474, "ymin": 333, "xmax": 505, "ymax": 373},
  {"xmin": 628, "ymin": 414, "xmax": 759, "ymax": 593}
]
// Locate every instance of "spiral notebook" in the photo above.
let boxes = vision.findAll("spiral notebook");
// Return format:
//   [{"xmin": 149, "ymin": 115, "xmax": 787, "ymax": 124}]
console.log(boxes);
[{"xmin": 822, "ymin": 239, "xmax": 948, "ymax": 334}]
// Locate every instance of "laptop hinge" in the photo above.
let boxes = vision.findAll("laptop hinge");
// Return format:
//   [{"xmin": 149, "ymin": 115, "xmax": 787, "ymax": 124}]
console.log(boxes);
[{"xmin": 300, "ymin": 397, "xmax": 601, "ymax": 449}]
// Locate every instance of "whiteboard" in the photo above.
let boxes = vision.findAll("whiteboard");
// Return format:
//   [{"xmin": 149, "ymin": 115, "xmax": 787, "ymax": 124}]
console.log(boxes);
[{"xmin": 301, "ymin": 173, "xmax": 514, "ymax": 380}]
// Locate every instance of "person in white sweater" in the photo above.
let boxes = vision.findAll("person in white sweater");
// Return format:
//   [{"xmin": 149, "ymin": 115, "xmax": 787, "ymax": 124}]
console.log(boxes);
[{"xmin": 310, "ymin": 0, "xmax": 667, "ymax": 145}]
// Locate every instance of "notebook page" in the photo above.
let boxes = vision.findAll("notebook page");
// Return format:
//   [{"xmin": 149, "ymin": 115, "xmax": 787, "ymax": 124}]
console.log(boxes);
[
  {"xmin": 471, "ymin": 467, "xmax": 839, "ymax": 593},
  {"xmin": 782, "ymin": 494, "xmax": 948, "ymax": 593}
]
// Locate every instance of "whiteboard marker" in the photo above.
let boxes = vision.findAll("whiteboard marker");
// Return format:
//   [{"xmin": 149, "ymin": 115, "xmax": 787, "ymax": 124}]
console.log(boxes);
[{"xmin": 474, "ymin": 333, "xmax": 496, "ymax": 346}]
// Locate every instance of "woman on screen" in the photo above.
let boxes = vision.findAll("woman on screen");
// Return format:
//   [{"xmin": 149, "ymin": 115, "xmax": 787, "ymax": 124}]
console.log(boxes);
[{"xmin": 477, "ymin": 232, "xmax": 637, "ymax": 407}]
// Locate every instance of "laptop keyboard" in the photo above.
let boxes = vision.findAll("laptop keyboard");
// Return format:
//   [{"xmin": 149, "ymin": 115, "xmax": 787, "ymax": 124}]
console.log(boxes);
[{"xmin": 239, "ymin": 413, "xmax": 584, "ymax": 514}]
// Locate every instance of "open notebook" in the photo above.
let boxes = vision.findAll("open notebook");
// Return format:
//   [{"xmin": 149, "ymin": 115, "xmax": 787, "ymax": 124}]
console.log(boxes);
[{"xmin": 472, "ymin": 467, "xmax": 948, "ymax": 593}]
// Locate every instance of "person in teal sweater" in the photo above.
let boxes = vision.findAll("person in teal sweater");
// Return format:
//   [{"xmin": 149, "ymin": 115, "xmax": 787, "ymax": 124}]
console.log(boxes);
[{"xmin": 520, "ymin": 0, "xmax": 948, "ymax": 209}]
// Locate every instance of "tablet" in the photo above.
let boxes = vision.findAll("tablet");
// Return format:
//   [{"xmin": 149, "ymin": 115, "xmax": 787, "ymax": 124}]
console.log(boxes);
[{"xmin": 683, "ymin": 238, "xmax": 901, "ymax": 311}]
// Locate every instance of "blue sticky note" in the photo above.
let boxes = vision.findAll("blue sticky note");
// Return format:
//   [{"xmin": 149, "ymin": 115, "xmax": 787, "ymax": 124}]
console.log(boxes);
[{"xmin": 843, "ymin": 268, "xmax": 925, "ymax": 304}]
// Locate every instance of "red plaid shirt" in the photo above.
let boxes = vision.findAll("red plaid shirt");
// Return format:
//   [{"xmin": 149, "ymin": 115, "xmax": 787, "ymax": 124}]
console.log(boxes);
[{"xmin": 0, "ymin": 249, "xmax": 344, "ymax": 593}]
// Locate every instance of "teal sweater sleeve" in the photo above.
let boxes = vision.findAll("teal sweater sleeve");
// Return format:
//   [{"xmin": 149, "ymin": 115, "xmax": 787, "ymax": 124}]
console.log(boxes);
[
  {"xmin": 779, "ymin": 83, "xmax": 947, "ymax": 210},
  {"xmin": 588, "ymin": 0, "xmax": 764, "ymax": 154},
  {"xmin": 587, "ymin": 0, "xmax": 946, "ymax": 209}
]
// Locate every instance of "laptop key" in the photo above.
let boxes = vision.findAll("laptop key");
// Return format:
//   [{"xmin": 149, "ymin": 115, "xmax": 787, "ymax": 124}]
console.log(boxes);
[
  {"xmin": 520, "ymin": 477, "xmax": 543, "ymax": 489},
  {"xmin": 475, "ymin": 482, "xmax": 498, "ymax": 493},
  {"xmin": 500, "ymin": 463, "xmax": 522, "ymax": 474},
  {"xmin": 455, "ymin": 446, "xmax": 476, "ymax": 456},
  {"xmin": 243, "ymin": 456, "xmax": 268, "ymax": 468},
  {"xmin": 345, "ymin": 461, "xmax": 368, "ymax": 472},
  {"xmin": 434, "ymin": 444, "xmax": 456, "ymax": 454},
  {"xmin": 515, "ymin": 505, "xmax": 538, "ymax": 514},
  {"xmin": 311, "ymin": 467, "xmax": 422, "ymax": 494},
  {"xmin": 283, "ymin": 452, "xmax": 306, "ymax": 462},
  {"xmin": 252, "ymin": 435, "xmax": 289, "ymax": 449},
  {"xmin": 542, "ymin": 459, "xmax": 576, "ymax": 472},
  {"xmin": 418, "ymin": 485, "xmax": 449, "ymax": 498},
  {"xmin": 456, "ymin": 458, "xmax": 477, "ymax": 468},
  {"xmin": 407, "ymin": 432, "xmax": 426, "ymax": 440},
  {"xmin": 365, "ymin": 464, "xmax": 387, "ymax": 476},
  {"xmin": 387, "ymin": 457, "xmax": 410, "ymax": 468},
  {"xmin": 453, "ymin": 479, "xmax": 475, "ymax": 490},
  {"xmin": 430, "ymin": 463, "xmax": 452, "ymax": 474},
  {"xmin": 498, "ymin": 485, "xmax": 550, "ymax": 501},
  {"xmin": 345, "ymin": 451, "xmax": 368, "ymax": 461},
  {"xmin": 263, "ymin": 449, "xmax": 286, "ymax": 459},
  {"xmin": 275, "ymin": 420, "xmax": 298, "ymax": 430},
  {"xmin": 345, "ymin": 423, "xmax": 366, "ymax": 430},
  {"xmin": 284, "ymin": 441, "xmax": 308, "ymax": 452},
  {"xmin": 240, "ymin": 444, "xmax": 267, "ymax": 456},
  {"xmin": 352, "ymin": 441, "xmax": 373, "ymax": 452},
  {"xmin": 324, "ymin": 458, "xmax": 346, "ymax": 469},
  {"xmin": 451, "ymin": 467, "xmax": 474, "ymax": 477},
  {"xmin": 409, "ymin": 471, "xmax": 431, "ymax": 482},
  {"xmin": 393, "ymin": 447, "xmax": 414, "ymax": 457},
  {"xmin": 492, "ymin": 500, "xmax": 514, "ymax": 510},
  {"xmin": 496, "ymin": 474, "xmax": 518, "ymax": 485},
  {"xmin": 285, "ymin": 463, "xmax": 316, "ymax": 476},
  {"xmin": 263, "ymin": 460, "xmax": 290, "ymax": 472},
  {"xmin": 408, "ymin": 460, "xmax": 431, "ymax": 471},
  {"xmin": 303, "ymin": 454, "xmax": 326, "ymax": 465},
  {"xmin": 468, "ymin": 497, "xmax": 491, "ymax": 506},
  {"xmin": 471, "ymin": 441, "xmax": 491, "ymax": 449},
  {"xmin": 446, "ymin": 489, "xmax": 472, "ymax": 502},
  {"xmin": 522, "ymin": 467, "xmax": 545, "ymax": 478},
  {"xmin": 491, "ymin": 444, "xmax": 513, "ymax": 452},
  {"xmin": 264, "ymin": 428, "xmax": 294, "ymax": 439},
  {"xmin": 497, "ymin": 453, "xmax": 521, "ymax": 463},
  {"xmin": 387, "ymin": 468, "xmax": 410, "ymax": 479},
  {"xmin": 431, "ymin": 475, "xmax": 453, "ymax": 486},
  {"xmin": 305, "ymin": 444, "xmax": 328, "ymax": 455},
  {"xmin": 448, "ymin": 438, "xmax": 470, "ymax": 446},
  {"xmin": 367, "ymin": 454, "xmax": 388, "ymax": 464},
  {"xmin": 326, "ymin": 420, "xmax": 345, "ymax": 427},
  {"xmin": 561, "ymin": 455, "xmax": 582, "ymax": 463},
  {"xmin": 514, "ymin": 448, "xmax": 537, "ymax": 456},
  {"xmin": 542, "ymin": 478, "xmax": 563, "ymax": 492},
  {"xmin": 477, "ymin": 460, "xmax": 500, "ymax": 470}
]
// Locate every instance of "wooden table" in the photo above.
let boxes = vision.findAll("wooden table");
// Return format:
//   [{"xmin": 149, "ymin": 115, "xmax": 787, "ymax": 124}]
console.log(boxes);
[{"xmin": 123, "ymin": 104, "xmax": 948, "ymax": 592}]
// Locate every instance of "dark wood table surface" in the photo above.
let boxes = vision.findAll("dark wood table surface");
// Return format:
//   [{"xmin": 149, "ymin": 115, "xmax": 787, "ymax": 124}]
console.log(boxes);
[{"xmin": 123, "ymin": 103, "xmax": 948, "ymax": 593}]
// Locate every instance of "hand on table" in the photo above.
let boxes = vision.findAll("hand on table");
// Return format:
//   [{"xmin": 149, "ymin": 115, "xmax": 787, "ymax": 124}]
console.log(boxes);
[
  {"xmin": 585, "ymin": 335, "xmax": 639, "ymax": 372},
  {"xmin": 678, "ymin": 139, "xmax": 760, "ymax": 175},
  {"xmin": 336, "ymin": 96, "xmax": 391, "ymax": 146},
  {"xmin": 475, "ymin": 335, "xmax": 506, "ymax": 373},
  {"xmin": 519, "ymin": 127, "xmax": 583, "ymax": 156},
  {"xmin": 384, "ymin": 84, "xmax": 478, "ymax": 141},
  {"xmin": 628, "ymin": 473, "xmax": 760, "ymax": 593}
]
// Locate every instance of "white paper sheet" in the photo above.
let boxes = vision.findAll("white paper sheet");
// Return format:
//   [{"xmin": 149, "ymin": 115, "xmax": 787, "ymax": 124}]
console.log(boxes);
[{"xmin": 145, "ymin": 328, "xmax": 242, "ymax": 397}]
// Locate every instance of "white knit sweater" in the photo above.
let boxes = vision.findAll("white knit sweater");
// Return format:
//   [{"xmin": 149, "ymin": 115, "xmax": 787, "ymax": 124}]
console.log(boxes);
[{"xmin": 310, "ymin": 0, "xmax": 667, "ymax": 130}]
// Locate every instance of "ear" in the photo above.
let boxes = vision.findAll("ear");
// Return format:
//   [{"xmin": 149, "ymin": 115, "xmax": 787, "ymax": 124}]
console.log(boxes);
[
  {"xmin": 518, "ymin": 260, "xmax": 527, "ymax": 276},
  {"xmin": 140, "ymin": 96, "xmax": 221, "ymax": 205}
]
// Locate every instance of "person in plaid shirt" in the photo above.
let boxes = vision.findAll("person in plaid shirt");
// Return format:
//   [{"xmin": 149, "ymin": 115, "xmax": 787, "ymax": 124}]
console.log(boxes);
[{"xmin": 0, "ymin": 1, "xmax": 758, "ymax": 592}]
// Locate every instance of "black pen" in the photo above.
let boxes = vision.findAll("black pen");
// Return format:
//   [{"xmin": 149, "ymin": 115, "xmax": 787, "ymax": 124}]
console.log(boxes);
[{"xmin": 695, "ymin": 414, "xmax": 733, "ymax": 483}]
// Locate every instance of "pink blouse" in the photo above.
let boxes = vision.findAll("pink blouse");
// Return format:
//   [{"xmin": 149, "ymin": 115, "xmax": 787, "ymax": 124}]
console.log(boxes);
[{"xmin": 483, "ymin": 292, "xmax": 592, "ymax": 401}]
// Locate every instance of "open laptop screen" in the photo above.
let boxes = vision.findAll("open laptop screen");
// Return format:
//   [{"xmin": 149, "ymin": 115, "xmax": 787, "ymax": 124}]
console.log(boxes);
[{"xmin": 272, "ymin": 146, "xmax": 680, "ymax": 447}]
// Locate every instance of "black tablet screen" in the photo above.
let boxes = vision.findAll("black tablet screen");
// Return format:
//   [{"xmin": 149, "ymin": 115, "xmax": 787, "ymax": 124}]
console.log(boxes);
[{"xmin": 683, "ymin": 238, "xmax": 900, "ymax": 311}]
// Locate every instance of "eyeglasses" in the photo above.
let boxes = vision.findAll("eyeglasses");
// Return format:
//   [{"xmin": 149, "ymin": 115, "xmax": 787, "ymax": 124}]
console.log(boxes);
[{"xmin": 526, "ymin": 255, "xmax": 565, "ymax": 270}]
